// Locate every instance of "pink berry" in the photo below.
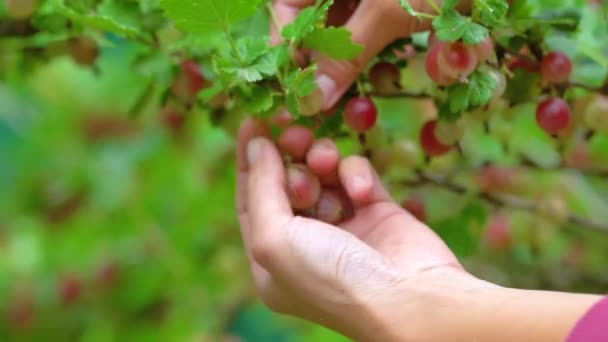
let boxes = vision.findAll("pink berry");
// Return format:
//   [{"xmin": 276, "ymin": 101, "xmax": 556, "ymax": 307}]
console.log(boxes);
[
  {"xmin": 425, "ymin": 42, "xmax": 458, "ymax": 86},
  {"xmin": 343, "ymin": 97, "xmax": 378, "ymax": 132},
  {"xmin": 536, "ymin": 97, "xmax": 571, "ymax": 135},
  {"xmin": 541, "ymin": 52, "xmax": 572, "ymax": 84},
  {"xmin": 419, "ymin": 120, "xmax": 452, "ymax": 156},
  {"xmin": 437, "ymin": 42, "xmax": 478, "ymax": 78}
]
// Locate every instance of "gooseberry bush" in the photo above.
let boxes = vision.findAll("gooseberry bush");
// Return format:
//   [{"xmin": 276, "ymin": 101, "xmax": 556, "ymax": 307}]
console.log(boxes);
[{"xmin": 1, "ymin": 0, "xmax": 608, "ymax": 340}]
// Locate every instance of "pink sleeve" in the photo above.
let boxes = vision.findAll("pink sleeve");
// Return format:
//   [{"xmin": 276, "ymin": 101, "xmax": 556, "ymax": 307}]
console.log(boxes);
[{"xmin": 566, "ymin": 297, "xmax": 608, "ymax": 342}]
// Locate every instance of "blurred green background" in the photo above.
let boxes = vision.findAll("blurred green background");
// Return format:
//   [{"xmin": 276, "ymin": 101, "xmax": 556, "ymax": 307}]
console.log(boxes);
[{"xmin": 1, "ymin": 0, "xmax": 608, "ymax": 341}]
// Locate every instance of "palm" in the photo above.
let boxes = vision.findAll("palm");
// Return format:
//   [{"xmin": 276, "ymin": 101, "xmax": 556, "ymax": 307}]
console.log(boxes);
[{"xmin": 341, "ymin": 201, "xmax": 461, "ymax": 275}]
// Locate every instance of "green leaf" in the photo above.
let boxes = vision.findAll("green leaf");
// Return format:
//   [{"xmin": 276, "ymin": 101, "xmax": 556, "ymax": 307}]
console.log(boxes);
[
  {"xmin": 236, "ymin": 36, "xmax": 269, "ymax": 64},
  {"xmin": 473, "ymin": 0, "xmax": 508, "ymax": 27},
  {"xmin": 445, "ymin": 71, "xmax": 496, "ymax": 114},
  {"xmin": 447, "ymin": 84, "xmax": 470, "ymax": 113},
  {"xmin": 461, "ymin": 22, "xmax": 489, "ymax": 44},
  {"xmin": 160, "ymin": 0, "xmax": 262, "ymax": 35},
  {"xmin": 301, "ymin": 27, "xmax": 364, "ymax": 60},
  {"xmin": 284, "ymin": 66, "xmax": 318, "ymax": 115},
  {"xmin": 468, "ymin": 70, "xmax": 496, "ymax": 107},
  {"xmin": 282, "ymin": 0, "xmax": 333, "ymax": 42},
  {"xmin": 242, "ymin": 86, "xmax": 274, "ymax": 113},
  {"xmin": 433, "ymin": 10, "xmax": 489, "ymax": 44},
  {"xmin": 432, "ymin": 10, "xmax": 468, "ymax": 42},
  {"xmin": 54, "ymin": 2, "xmax": 149, "ymax": 41}
]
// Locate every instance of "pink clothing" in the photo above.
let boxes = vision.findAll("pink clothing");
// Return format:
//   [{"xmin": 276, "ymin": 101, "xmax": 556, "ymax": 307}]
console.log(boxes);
[{"xmin": 567, "ymin": 297, "xmax": 608, "ymax": 342}]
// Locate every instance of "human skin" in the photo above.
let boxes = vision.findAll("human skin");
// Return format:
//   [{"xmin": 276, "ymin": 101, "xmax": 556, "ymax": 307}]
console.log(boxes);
[
  {"xmin": 235, "ymin": 118, "xmax": 602, "ymax": 341},
  {"xmin": 236, "ymin": 1, "xmax": 603, "ymax": 340},
  {"xmin": 269, "ymin": 0, "xmax": 472, "ymax": 110}
]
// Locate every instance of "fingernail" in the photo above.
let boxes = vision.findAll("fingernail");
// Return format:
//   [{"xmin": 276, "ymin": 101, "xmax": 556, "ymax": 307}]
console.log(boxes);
[
  {"xmin": 316, "ymin": 74, "xmax": 337, "ymax": 109},
  {"xmin": 247, "ymin": 138, "xmax": 262, "ymax": 166}
]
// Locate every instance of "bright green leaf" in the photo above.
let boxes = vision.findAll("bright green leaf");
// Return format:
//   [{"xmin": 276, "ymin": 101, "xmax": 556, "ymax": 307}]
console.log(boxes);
[
  {"xmin": 282, "ymin": 0, "xmax": 333, "ymax": 42},
  {"xmin": 461, "ymin": 22, "xmax": 489, "ymax": 44},
  {"xmin": 160, "ymin": 0, "xmax": 262, "ymax": 35},
  {"xmin": 301, "ymin": 27, "xmax": 364, "ymax": 60},
  {"xmin": 473, "ymin": 0, "xmax": 508, "ymax": 27},
  {"xmin": 468, "ymin": 70, "xmax": 496, "ymax": 107},
  {"xmin": 448, "ymin": 84, "xmax": 470, "ymax": 113},
  {"xmin": 236, "ymin": 36, "xmax": 269, "ymax": 64},
  {"xmin": 243, "ymin": 86, "xmax": 274, "ymax": 113},
  {"xmin": 432, "ymin": 10, "xmax": 468, "ymax": 42}
]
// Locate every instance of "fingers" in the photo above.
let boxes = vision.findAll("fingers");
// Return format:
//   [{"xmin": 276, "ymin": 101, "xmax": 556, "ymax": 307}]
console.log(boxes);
[
  {"xmin": 236, "ymin": 117, "xmax": 271, "ymax": 173},
  {"xmin": 236, "ymin": 117, "xmax": 271, "ymax": 215},
  {"xmin": 314, "ymin": 0, "xmax": 417, "ymax": 110},
  {"xmin": 339, "ymin": 156, "xmax": 392, "ymax": 207},
  {"xmin": 247, "ymin": 137, "xmax": 294, "ymax": 267},
  {"xmin": 306, "ymin": 138, "xmax": 340, "ymax": 176}
]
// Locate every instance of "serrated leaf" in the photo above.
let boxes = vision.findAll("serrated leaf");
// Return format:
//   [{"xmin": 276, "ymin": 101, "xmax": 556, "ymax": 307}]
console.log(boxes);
[
  {"xmin": 160, "ymin": 0, "xmax": 262, "ymax": 35},
  {"xmin": 236, "ymin": 36, "xmax": 269, "ymax": 64},
  {"xmin": 473, "ymin": 0, "xmax": 508, "ymax": 27},
  {"xmin": 243, "ymin": 86, "xmax": 274, "ymax": 113},
  {"xmin": 461, "ymin": 22, "xmax": 489, "ymax": 44},
  {"xmin": 282, "ymin": 0, "xmax": 334, "ymax": 42},
  {"xmin": 433, "ymin": 10, "xmax": 489, "ymax": 44},
  {"xmin": 55, "ymin": 2, "xmax": 149, "ymax": 41},
  {"xmin": 223, "ymin": 65, "xmax": 263, "ymax": 82},
  {"xmin": 432, "ymin": 10, "xmax": 468, "ymax": 42},
  {"xmin": 445, "ymin": 71, "xmax": 496, "ymax": 114},
  {"xmin": 284, "ymin": 67, "xmax": 317, "ymax": 97},
  {"xmin": 468, "ymin": 71, "xmax": 496, "ymax": 107},
  {"xmin": 301, "ymin": 27, "xmax": 363, "ymax": 60},
  {"xmin": 284, "ymin": 67, "xmax": 318, "ymax": 115}
]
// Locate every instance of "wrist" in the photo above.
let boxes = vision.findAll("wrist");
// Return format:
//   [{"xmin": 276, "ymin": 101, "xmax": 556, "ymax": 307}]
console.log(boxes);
[
  {"xmin": 362, "ymin": 267, "xmax": 499, "ymax": 341},
  {"xmin": 363, "ymin": 267, "xmax": 601, "ymax": 342}
]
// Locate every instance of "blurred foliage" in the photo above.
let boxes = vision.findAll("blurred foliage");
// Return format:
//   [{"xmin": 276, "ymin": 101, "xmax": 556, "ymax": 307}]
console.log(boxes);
[{"xmin": 0, "ymin": 0, "xmax": 607, "ymax": 341}]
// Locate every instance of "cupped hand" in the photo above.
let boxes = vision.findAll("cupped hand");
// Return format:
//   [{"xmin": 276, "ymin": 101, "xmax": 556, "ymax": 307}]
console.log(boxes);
[
  {"xmin": 270, "ymin": 0, "xmax": 438, "ymax": 110},
  {"xmin": 235, "ymin": 117, "xmax": 467, "ymax": 340}
]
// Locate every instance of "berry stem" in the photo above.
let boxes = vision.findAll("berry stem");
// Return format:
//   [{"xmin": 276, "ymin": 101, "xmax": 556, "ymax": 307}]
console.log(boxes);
[
  {"xmin": 424, "ymin": 0, "xmax": 441, "ymax": 14},
  {"xmin": 266, "ymin": 2, "xmax": 283, "ymax": 44}
]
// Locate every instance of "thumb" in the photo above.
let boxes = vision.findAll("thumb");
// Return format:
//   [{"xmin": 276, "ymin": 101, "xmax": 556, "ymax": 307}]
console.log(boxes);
[
  {"xmin": 246, "ymin": 137, "xmax": 294, "ymax": 270},
  {"xmin": 314, "ymin": 0, "xmax": 430, "ymax": 110}
]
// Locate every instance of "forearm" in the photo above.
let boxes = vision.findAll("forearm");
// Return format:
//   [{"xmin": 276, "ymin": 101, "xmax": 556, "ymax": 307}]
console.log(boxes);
[
  {"xmin": 375, "ymin": 268, "xmax": 602, "ymax": 342},
  {"xmin": 431, "ymin": 284, "xmax": 600, "ymax": 341}
]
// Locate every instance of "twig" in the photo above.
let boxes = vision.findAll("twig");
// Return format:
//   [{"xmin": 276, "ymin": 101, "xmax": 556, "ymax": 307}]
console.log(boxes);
[
  {"xmin": 368, "ymin": 91, "xmax": 433, "ymax": 99},
  {"xmin": 520, "ymin": 157, "xmax": 608, "ymax": 178},
  {"xmin": 406, "ymin": 171, "xmax": 608, "ymax": 234}
]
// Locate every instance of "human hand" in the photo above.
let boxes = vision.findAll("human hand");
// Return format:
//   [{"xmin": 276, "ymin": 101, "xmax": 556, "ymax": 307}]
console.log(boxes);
[
  {"xmin": 235, "ymin": 117, "xmax": 475, "ymax": 340},
  {"xmin": 269, "ymin": 0, "xmax": 442, "ymax": 111}
]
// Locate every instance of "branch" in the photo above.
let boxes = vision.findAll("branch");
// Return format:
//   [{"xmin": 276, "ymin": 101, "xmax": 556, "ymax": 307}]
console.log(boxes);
[
  {"xmin": 408, "ymin": 171, "xmax": 608, "ymax": 234},
  {"xmin": 520, "ymin": 158, "xmax": 608, "ymax": 178},
  {"xmin": 566, "ymin": 81, "xmax": 608, "ymax": 95},
  {"xmin": 369, "ymin": 91, "xmax": 433, "ymax": 99}
]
